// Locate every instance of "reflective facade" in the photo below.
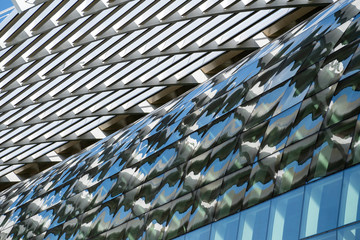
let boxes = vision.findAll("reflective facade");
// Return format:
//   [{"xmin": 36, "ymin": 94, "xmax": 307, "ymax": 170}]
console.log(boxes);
[
  {"xmin": 1, "ymin": 0, "xmax": 360, "ymax": 239},
  {"xmin": 0, "ymin": 0, "xmax": 331, "ymax": 187},
  {"xmin": 174, "ymin": 165, "xmax": 360, "ymax": 240}
]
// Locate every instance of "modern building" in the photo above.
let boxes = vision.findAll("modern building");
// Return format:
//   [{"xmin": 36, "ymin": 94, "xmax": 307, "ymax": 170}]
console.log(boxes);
[
  {"xmin": 0, "ymin": 0, "xmax": 334, "ymax": 189},
  {"xmin": 0, "ymin": 0, "xmax": 360, "ymax": 239}
]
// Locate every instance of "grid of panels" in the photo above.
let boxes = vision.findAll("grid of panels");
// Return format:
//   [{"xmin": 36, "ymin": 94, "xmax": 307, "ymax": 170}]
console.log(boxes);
[
  {"xmin": 173, "ymin": 164, "xmax": 360, "ymax": 240},
  {"xmin": 0, "ymin": 0, "xmax": 359, "ymax": 239},
  {"xmin": 0, "ymin": 0, "xmax": 332, "ymax": 185}
]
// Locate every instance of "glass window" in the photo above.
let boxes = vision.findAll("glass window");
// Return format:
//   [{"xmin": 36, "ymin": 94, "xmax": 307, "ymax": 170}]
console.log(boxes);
[
  {"xmin": 210, "ymin": 213, "xmax": 239, "ymax": 240},
  {"xmin": 267, "ymin": 187, "xmax": 304, "ymax": 240},
  {"xmin": 339, "ymin": 165, "xmax": 360, "ymax": 226},
  {"xmin": 216, "ymin": 84, "xmax": 247, "ymax": 117},
  {"xmin": 147, "ymin": 143, "xmax": 179, "ymax": 179},
  {"xmin": 76, "ymin": 206, "xmax": 102, "ymax": 239},
  {"xmin": 193, "ymin": 117, "xmax": 231, "ymax": 157},
  {"xmin": 193, "ymin": 95, "xmax": 227, "ymax": 130},
  {"xmin": 214, "ymin": 167, "xmax": 251, "ymax": 220},
  {"xmin": 105, "ymin": 223, "xmax": 126, "ymax": 240},
  {"xmin": 273, "ymin": 65, "xmax": 315, "ymax": 116},
  {"xmin": 308, "ymin": 116, "xmax": 356, "ymax": 180},
  {"xmin": 287, "ymin": 85, "xmax": 334, "ymax": 146},
  {"xmin": 243, "ymin": 151, "xmax": 282, "ymax": 208},
  {"xmin": 110, "ymin": 194, "xmax": 134, "ymax": 229},
  {"xmin": 60, "ymin": 218, "xmax": 79, "ymax": 240},
  {"xmin": 341, "ymin": 45, "xmax": 360, "ymax": 80},
  {"xmin": 43, "ymin": 226, "xmax": 61, "ymax": 240},
  {"xmin": 124, "ymin": 216, "xmax": 145, "ymax": 240},
  {"xmin": 245, "ymin": 59, "xmax": 285, "ymax": 103},
  {"xmin": 181, "ymin": 151, "xmax": 211, "ymax": 195},
  {"xmin": 259, "ymin": 103, "xmax": 300, "ymax": 159},
  {"xmin": 226, "ymin": 135, "xmax": 250, "ymax": 174},
  {"xmin": 323, "ymin": 73, "xmax": 360, "ymax": 128},
  {"xmin": 185, "ymin": 225, "xmax": 211, "ymax": 240},
  {"xmin": 187, "ymin": 180, "xmax": 222, "ymax": 232},
  {"xmin": 298, "ymin": 38, "xmax": 330, "ymax": 72},
  {"xmin": 306, "ymin": 231, "xmax": 337, "ymax": 240},
  {"xmin": 173, "ymin": 236, "xmax": 185, "ymax": 240},
  {"xmin": 182, "ymin": 130, "xmax": 207, "ymax": 161},
  {"xmin": 200, "ymin": 139, "xmax": 235, "ymax": 186},
  {"xmin": 275, "ymin": 135, "xmax": 316, "ymax": 195},
  {"xmin": 151, "ymin": 166, "xmax": 183, "ymax": 208},
  {"xmin": 132, "ymin": 174, "xmax": 164, "ymax": 216},
  {"xmin": 347, "ymin": 114, "xmax": 360, "ymax": 166},
  {"xmin": 145, "ymin": 203, "xmax": 170, "ymax": 240},
  {"xmin": 337, "ymin": 222, "xmax": 360, "ymax": 240},
  {"xmin": 218, "ymin": 100, "xmax": 256, "ymax": 145},
  {"xmin": 300, "ymin": 172, "xmax": 343, "ymax": 238},
  {"xmin": 165, "ymin": 193, "xmax": 195, "ymax": 239},
  {"xmin": 267, "ymin": 37, "xmax": 304, "ymax": 88},
  {"xmin": 232, "ymin": 121, "xmax": 268, "ymax": 170},
  {"xmin": 245, "ymin": 82, "xmax": 288, "ymax": 129},
  {"xmin": 87, "ymin": 199, "xmax": 117, "ymax": 237},
  {"xmin": 237, "ymin": 201, "xmax": 270, "ymax": 240}
]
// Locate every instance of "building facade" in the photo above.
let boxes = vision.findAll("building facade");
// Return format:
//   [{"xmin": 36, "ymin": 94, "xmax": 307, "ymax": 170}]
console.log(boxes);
[
  {"xmin": 1, "ymin": 0, "xmax": 360, "ymax": 239},
  {"xmin": 0, "ymin": 0, "xmax": 333, "ymax": 189}
]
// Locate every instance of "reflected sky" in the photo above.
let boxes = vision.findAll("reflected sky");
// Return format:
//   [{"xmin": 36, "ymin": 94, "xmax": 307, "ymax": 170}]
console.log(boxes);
[
  {"xmin": 0, "ymin": 0, "xmax": 359, "ymax": 239},
  {"xmin": 0, "ymin": 0, "xmax": 13, "ymax": 11}
]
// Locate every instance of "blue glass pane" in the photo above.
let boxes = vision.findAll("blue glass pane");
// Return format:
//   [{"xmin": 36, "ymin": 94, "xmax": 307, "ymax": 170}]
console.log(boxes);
[
  {"xmin": 337, "ymin": 222, "xmax": 360, "ymax": 240},
  {"xmin": 300, "ymin": 172, "xmax": 343, "ymax": 238},
  {"xmin": 210, "ymin": 213, "xmax": 239, "ymax": 240},
  {"xmin": 306, "ymin": 231, "xmax": 337, "ymax": 240},
  {"xmin": 237, "ymin": 201, "xmax": 270, "ymax": 240},
  {"xmin": 185, "ymin": 225, "xmax": 211, "ymax": 240},
  {"xmin": 339, "ymin": 165, "xmax": 360, "ymax": 226},
  {"xmin": 173, "ymin": 236, "xmax": 185, "ymax": 240},
  {"xmin": 267, "ymin": 187, "xmax": 304, "ymax": 240}
]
